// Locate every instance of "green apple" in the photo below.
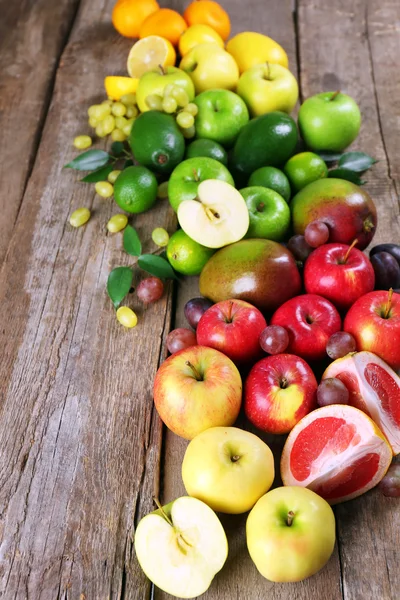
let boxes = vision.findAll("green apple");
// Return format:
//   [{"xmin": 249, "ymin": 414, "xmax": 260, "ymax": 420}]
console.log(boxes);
[
  {"xmin": 168, "ymin": 156, "xmax": 234, "ymax": 212},
  {"xmin": 182, "ymin": 426, "xmax": 274, "ymax": 514},
  {"xmin": 135, "ymin": 496, "xmax": 228, "ymax": 598},
  {"xmin": 298, "ymin": 91, "xmax": 361, "ymax": 151},
  {"xmin": 237, "ymin": 63, "xmax": 298, "ymax": 117},
  {"xmin": 136, "ymin": 66, "xmax": 195, "ymax": 113},
  {"xmin": 180, "ymin": 43, "xmax": 240, "ymax": 94},
  {"xmin": 178, "ymin": 179, "xmax": 249, "ymax": 248},
  {"xmin": 246, "ymin": 486, "xmax": 336, "ymax": 583},
  {"xmin": 240, "ymin": 186, "xmax": 290, "ymax": 240},
  {"xmin": 194, "ymin": 89, "xmax": 249, "ymax": 147}
]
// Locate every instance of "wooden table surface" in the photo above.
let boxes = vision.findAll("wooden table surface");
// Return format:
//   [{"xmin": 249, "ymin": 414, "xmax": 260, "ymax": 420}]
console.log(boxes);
[{"xmin": 1, "ymin": 0, "xmax": 399, "ymax": 598}]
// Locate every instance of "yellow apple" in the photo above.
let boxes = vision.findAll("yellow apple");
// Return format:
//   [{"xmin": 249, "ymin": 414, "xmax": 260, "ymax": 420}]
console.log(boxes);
[
  {"xmin": 180, "ymin": 43, "xmax": 239, "ymax": 94},
  {"xmin": 182, "ymin": 426, "xmax": 275, "ymax": 514},
  {"xmin": 237, "ymin": 63, "xmax": 299, "ymax": 117},
  {"xmin": 246, "ymin": 486, "xmax": 336, "ymax": 582}
]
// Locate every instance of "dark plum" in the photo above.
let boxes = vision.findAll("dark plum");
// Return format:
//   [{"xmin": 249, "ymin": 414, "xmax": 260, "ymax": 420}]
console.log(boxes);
[
  {"xmin": 370, "ymin": 252, "xmax": 400, "ymax": 290},
  {"xmin": 370, "ymin": 243, "xmax": 400, "ymax": 267},
  {"xmin": 287, "ymin": 235, "xmax": 313, "ymax": 262}
]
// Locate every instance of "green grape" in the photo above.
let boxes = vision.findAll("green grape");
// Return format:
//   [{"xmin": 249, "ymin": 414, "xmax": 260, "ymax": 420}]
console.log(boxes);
[
  {"xmin": 157, "ymin": 181, "xmax": 169, "ymax": 199},
  {"xmin": 111, "ymin": 102, "xmax": 127, "ymax": 117},
  {"xmin": 146, "ymin": 94, "xmax": 164, "ymax": 111},
  {"xmin": 95, "ymin": 181, "xmax": 114, "ymax": 198},
  {"xmin": 95, "ymin": 123, "xmax": 107, "ymax": 138},
  {"xmin": 70, "ymin": 207, "xmax": 90, "ymax": 228},
  {"xmin": 186, "ymin": 103, "xmax": 199, "ymax": 116},
  {"xmin": 152, "ymin": 227, "xmax": 170, "ymax": 247},
  {"xmin": 182, "ymin": 125, "xmax": 196, "ymax": 139},
  {"xmin": 120, "ymin": 93, "xmax": 137, "ymax": 106},
  {"xmin": 176, "ymin": 111, "xmax": 194, "ymax": 129},
  {"xmin": 172, "ymin": 87, "xmax": 189, "ymax": 107},
  {"xmin": 162, "ymin": 97, "xmax": 178, "ymax": 114},
  {"xmin": 126, "ymin": 105, "xmax": 138, "ymax": 118},
  {"xmin": 107, "ymin": 213, "xmax": 128, "ymax": 233},
  {"xmin": 115, "ymin": 116, "xmax": 128, "ymax": 130},
  {"xmin": 116, "ymin": 306, "xmax": 138, "ymax": 328},
  {"xmin": 73, "ymin": 135, "xmax": 92, "ymax": 150},
  {"xmin": 122, "ymin": 120, "xmax": 134, "ymax": 136},
  {"xmin": 111, "ymin": 128, "xmax": 126, "ymax": 141},
  {"xmin": 88, "ymin": 104, "xmax": 100, "ymax": 118},
  {"xmin": 108, "ymin": 170, "xmax": 121, "ymax": 184},
  {"xmin": 102, "ymin": 115, "xmax": 115, "ymax": 135},
  {"xmin": 102, "ymin": 99, "xmax": 114, "ymax": 107},
  {"xmin": 163, "ymin": 84, "xmax": 177, "ymax": 98},
  {"xmin": 88, "ymin": 116, "xmax": 98, "ymax": 128},
  {"xmin": 96, "ymin": 104, "xmax": 112, "ymax": 120}
]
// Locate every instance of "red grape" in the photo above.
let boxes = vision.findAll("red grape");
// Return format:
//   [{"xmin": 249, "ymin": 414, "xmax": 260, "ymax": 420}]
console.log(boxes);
[
  {"xmin": 287, "ymin": 235, "xmax": 313, "ymax": 262},
  {"xmin": 259, "ymin": 325, "xmax": 289, "ymax": 355},
  {"xmin": 378, "ymin": 463, "xmax": 400, "ymax": 497},
  {"xmin": 304, "ymin": 221, "xmax": 330, "ymax": 248},
  {"xmin": 184, "ymin": 297, "xmax": 213, "ymax": 330},
  {"xmin": 326, "ymin": 331, "xmax": 356, "ymax": 360},
  {"xmin": 137, "ymin": 277, "xmax": 164, "ymax": 304},
  {"xmin": 166, "ymin": 328, "xmax": 197, "ymax": 354},
  {"xmin": 317, "ymin": 378, "xmax": 350, "ymax": 406}
]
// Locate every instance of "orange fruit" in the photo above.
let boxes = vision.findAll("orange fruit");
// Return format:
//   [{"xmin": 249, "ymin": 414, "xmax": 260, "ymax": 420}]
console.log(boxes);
[
  {"xmin": 139, "ymin": 8, "xmax": 187, "ymax": 46},
  {"xmin": 183, "ymin": 0, "xmax": 231, "ymax": 42},
  {"xmin": 281, "ymin": 404, "xmax": 392, "ymax": 504},
  {"xmin": 323, "ymin": 351, "xmax": 400, "ymax": 456},
  {"xmin": 112, "ymin": 0, "xmax": 159, "ymax": 38}
]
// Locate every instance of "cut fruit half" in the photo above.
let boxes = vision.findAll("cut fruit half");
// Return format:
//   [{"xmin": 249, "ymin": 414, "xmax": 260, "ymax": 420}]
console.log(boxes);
[
  {"xmin": 134, "ymin": 496, "xmax": 228, "ymax": 598},
  {"xmin": 323, "ymin": 351, "xmax": 400, "ymax": 455},
  {"xmin": 281, "ymin": 405, "xmax": 392, "ymax": 504},
  {"xmin": 104, "ymin": 76, "xmax": 139, "ymax": 100},
  {"xmin": 127, "ymin": 36, "xmax": 176, "ymax": 78}
]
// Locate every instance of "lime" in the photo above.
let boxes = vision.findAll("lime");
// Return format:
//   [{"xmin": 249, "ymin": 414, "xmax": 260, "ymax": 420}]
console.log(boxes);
[
  {"xmin": 185, "ymin": 139, "xmax": 228, "ymax": 166},
  {"xmin": 248, "ymin": 166, "xmax": 291, "ymax": 202},
  {"xmin": 113, "ymin": 166, "xmax": 158, "ymax": 214},
  {"xmin": 284, "ymin": 151, "xmax": 328, "ymax": 193},
  {"xmin": 166, "ymin": 229, "xmax": 215, "ymax": 276}
]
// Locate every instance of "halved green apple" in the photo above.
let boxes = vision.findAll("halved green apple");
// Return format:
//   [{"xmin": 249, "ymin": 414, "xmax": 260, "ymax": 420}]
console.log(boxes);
[
  {"xmin": 177, "ymin": 179, "xmax": 249, "ymax": 248},
  {"xmin": 134, "ymin": 496, "xmax": 228, "ymax": 598}
]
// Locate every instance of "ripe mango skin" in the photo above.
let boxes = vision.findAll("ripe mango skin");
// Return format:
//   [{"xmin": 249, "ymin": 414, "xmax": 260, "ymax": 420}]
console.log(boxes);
[{"xmin": 199, "ymin": 239, "xmax": 302, "ymax": 313}]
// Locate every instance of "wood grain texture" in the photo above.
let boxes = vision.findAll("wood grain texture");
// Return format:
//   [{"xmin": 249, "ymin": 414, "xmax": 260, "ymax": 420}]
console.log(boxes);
[
  {"xmin": 0, "ymin": 0, "xmax": 81, "ymax": 265},
  {"xmin": 298, "ymin": 1, "xmax": 400, "ymax": 599}
]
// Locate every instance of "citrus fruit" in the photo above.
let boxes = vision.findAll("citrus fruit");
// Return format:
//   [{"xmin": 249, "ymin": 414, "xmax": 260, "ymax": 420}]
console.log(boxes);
[
  {"xmin": 112, "ymin": 0, "xmax": 159, "ymax": 38},
  {"xmin": 185, "ymin": 139, "xmax": 228, "ymax": 166},
  {"xmin": 183, "ymin": 0, "xmax": 231, "ymax": 41},
  {"xmin": 226, "ymin": 32, "xmax": 288, "ymax": 74},
  {"xmin": 127, "ymin": 36, "xmax": 176, "ymax": 78},
  {"xmin": 281, "ymin": 404, "xmax": 393, "ymax": 504},
  {"xmin": 104, "ymin": 76, "xmax": 139, "ymax": 100},
  {"xmin": 284, "ymin": 152, "xmax": 328, "ymax": 193},
  {"xmin": 166, "ymin": 229, "xmax": 215, "ymax": 276},
  {"xmin": 248, "ymin": 166, "xmax": 291, "ymax": 203},
  {"xmin": 139, "ymin": 8, "xmax": 187, "ymax": 46},
  {"xmin": 323, "ymin": 351, "xmax": 400, "ymax": 455},
  {"xmin": 179, "ymin": 24, "xmax": 224, "ymax": 56},
  {"xmin": 113, "ymin": 165, "xmax": 158, "ymax": 213}
]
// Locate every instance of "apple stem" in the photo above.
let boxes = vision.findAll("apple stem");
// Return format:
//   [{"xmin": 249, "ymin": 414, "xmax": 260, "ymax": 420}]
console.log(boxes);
[
  {"xmin": 158, "ymin": 64, "xmax": 165, "ymax": 76},
  {"xmin": 286, "ymin": 511, "xmax": 295, "ymax": 526},
  {"xmin": 265, "ymin": 61, "xmax": 271, "ymax": 80},
  {"xmin": 154, "ymin": 497, "xmax": 173, "ymax": 526},
  {"xmin": 226, "ymin": 300, "xmax": 234, "ymax": 323},
  {"xmin": 185, "ymin": 360, "xmax": 203, "ymax": 381},
  {"xmin": 192, "ymin": 169, "xmax": 200, "ymax": 182},
  {"xmin": 384, "ymin": 288, "xmax": 394, "ymax": 319},
  {"xmin": 343, "ymin": 239, "xmax": 358, "ymax": 263},
  {"xmin": 330, "ymin": 90, "xmax": 341, "ymax": 101}
]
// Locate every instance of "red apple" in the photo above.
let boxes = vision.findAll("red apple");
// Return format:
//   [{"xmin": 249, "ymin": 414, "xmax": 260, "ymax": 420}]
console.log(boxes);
[
  {"xmin": 344, "ymin": 289, "xmax": 400, "ymax": 372},
  {"xmin": 196, "ymin": 299, "xmax": 267, "ymax": 365},
  {"xmin": 245, "ymin": 354, "xmax": 318, "ymax": 434},
  {"xmin": 304, "ymin": 242, "xmax": 375, "ymax": 311},
  {"xmin": 270, "ymin": 294, "xmax": 341, "ymax": 361},
  {"xmin": 153, "ymin": 345, "xmax": 242, "ymax": 440}
]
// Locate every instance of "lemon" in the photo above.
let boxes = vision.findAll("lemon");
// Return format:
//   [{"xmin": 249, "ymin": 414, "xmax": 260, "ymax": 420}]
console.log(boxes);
[
  {"xmin": 226, "ymin": 32, "xmax": 288, "ymax": 74},
  {"xmin": 127, "ymin": 36, "xmax": 176, "ymax": 79},
  {"xmin": 104, "ymin": 76, "xmax": 139, "ymax": 100},
  {"xmin": 179, "ymin": 24, "xmax": 224, "ymax": 57}
]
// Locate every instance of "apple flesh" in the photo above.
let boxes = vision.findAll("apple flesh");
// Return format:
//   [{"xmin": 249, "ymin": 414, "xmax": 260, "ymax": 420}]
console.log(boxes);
[
  {"xmin": 180, "ymin": 43, "xmax": 240, "ymax": 93},
  {"xmin": 196, "ymin": 299, "xmax": 266, "ymax": 365},
  {"xmin": 245, "ymin": 354, "xmax": 318, "ymax": 434},
  {"xmin": 153, "ymin": 345, "xmax": 242, "ymax": 440},
  {"xmin": 182, "ymin": 426, "xmax": 274, "ymax": 514},
  {"xmin": 194, "ymin": 89, "xmax": 249, "ymax": 147},
  {"xmin": 246, "ymin": 486, "xmax": 336, "ymax": 582},
  {"xmin": 177, "ymin": 179, "xmax": 249, "ymax": 248},
  {"xmin": 135, "ymin": 496, "xmax": 228, "ymax": 598},
  {"xmin": 136, "ymin": 66, "xmax": 195, "ymax": 113}
]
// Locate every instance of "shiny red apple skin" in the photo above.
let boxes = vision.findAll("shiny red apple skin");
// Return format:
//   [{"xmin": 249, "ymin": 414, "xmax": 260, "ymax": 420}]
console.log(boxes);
[
  {"xmin": 304, "ymin": 243, "xmax": 375, "ymax": 311},
  {"xmin": 196, "ymin": 299, "xmax": 267, "ymax": 365},
  {"xmin": 344, "ymin": 290, "xmax": 400, "ymax": 372},
  {"xmin": 244, "ymin": 354, "xmax": 318, "ymax": 434},
  {"xmin": 270, "ymin": 294, "xmax": 342, "ymax": 361}
]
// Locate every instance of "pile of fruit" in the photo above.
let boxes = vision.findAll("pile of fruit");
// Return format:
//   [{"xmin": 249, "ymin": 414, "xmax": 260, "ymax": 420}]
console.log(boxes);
[{"xmin": 63, "ymin": 0, "xmax": 400, "ymax": 597}]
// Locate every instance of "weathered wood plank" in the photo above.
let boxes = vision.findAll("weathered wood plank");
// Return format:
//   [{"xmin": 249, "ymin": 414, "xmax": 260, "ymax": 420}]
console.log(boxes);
[
  {"xmin": 298, "ymin": 1, "xmax": 400, "ymax": 599},
  {"xmin": 0, "ymin": 0, "xmax": 81, "ymax": 265},
  {"xmin": 158, "ymin": 1, "xmax": 343, "ymax": 599},
  {"xmin": 0, "ymin": 1, "xmax": 175, "ymax": 598}
]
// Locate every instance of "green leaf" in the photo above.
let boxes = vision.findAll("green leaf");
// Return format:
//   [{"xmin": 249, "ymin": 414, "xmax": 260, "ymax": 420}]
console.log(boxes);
[
  {"xmin": 316, "ymin": 151, "xmax": 343, "ymax": 163},
  {"xmin": 107, "ymin": 266, "xmax": 134, "ymax": 309},
  {"xmin": 64, "ymin": 149, "xmax": 110, "ymax": 171},
  {"xmin": 123, "ymin": 225, "xmax": 142, "ymax": 257},
  {"xmin": 338, "ymin": 151, "xmax": 377, "ymax": 172},
  {"xmin": 111, "ymin": 141, "xmax": 125, "ymax": 157},
  {"xmin": 138, "ymin": 254, "xmax": 179, "ymax": 280},
  {"xmin": 80, "ymin": 164, "xmax": 113, "ymax": 182},
  {"xmin": 328, "ymin": 168, "xmax": 366, "ymax": 185}
]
